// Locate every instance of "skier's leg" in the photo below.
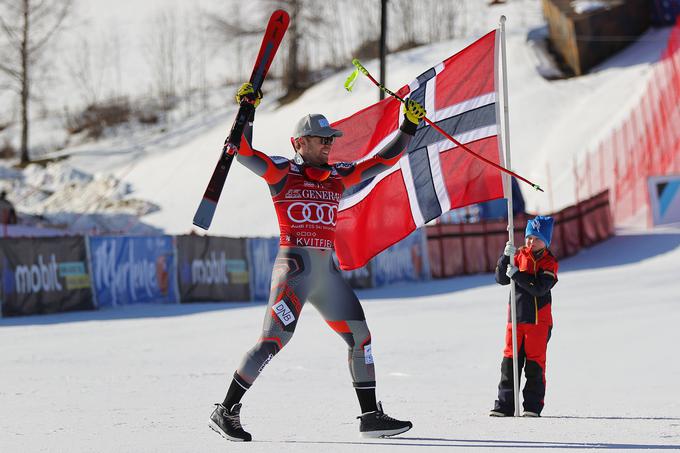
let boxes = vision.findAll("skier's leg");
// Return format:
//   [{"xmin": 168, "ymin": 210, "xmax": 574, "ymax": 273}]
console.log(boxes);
[
  {"xmin": 493, "ymin": 324, "xmax": 526, "ymax": 415},
  {"xmin": 307, "ymin": 255, "xmax": 412, "ymax": 437},
  {"xmin": 307, "ymin": 257, "xmax": 375, "ymax": 400},
  {"xmin": 522, "ymin": 324, "xmax": 551, "ymax": 415},
  {"xmin": 224, "ymin": 249, "xmax": 312, "ymax": 406}
]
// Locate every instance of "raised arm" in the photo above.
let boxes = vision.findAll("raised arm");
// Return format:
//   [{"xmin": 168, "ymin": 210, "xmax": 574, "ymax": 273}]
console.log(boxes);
[
  {"xmin": 336, "ymin": 99, "xmax": 425, "ymax": 189},
  {"xmin": 232, "ymin": 83, "xmax": 288, "ymax": 186},
  {"xmin": 237, "ymin": 120, "xmax": 288, "ymax": 185}
]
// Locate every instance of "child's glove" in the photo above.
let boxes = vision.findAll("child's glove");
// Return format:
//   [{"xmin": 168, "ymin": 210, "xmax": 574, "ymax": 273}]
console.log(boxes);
[
  {"xmin": 403, "ymin": 98, "xmax": 426, "ymax": 125},
  {"xmin": 506, "ymin": 264, "xmax": 518, "ymax": 278},
  {"xmin": 235, "ymin": 82, "xmax": 262, "ymax": 108},
  {"xmin": 503, "ymin": 241, "xmax": 516, "ymax": 257}
]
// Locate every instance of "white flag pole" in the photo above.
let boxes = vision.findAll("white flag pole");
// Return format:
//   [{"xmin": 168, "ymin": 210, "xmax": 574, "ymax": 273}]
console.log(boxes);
[{"xmin": 499, "ymin": 15, "xmax": 521, "ymax": 417}]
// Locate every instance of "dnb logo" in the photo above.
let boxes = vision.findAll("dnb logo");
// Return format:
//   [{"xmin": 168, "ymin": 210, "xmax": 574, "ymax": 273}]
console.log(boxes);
[
  {"xmin": 287, "ymin": 202, "xmax": 337, "ymax": 225},
  {"xmin": 272, "ymin": 300, "xmax": 296, "ymax": 326}
]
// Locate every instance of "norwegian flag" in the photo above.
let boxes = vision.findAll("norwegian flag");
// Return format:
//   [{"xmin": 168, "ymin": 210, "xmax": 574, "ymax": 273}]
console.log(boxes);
[{"xmin": 330, "ymin": 30, "xmax": 505, "ymax": 270}]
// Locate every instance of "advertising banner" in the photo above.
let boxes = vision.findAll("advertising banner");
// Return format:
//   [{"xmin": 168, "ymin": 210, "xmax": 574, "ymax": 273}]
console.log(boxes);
[
  {"xmin": 648, "ymin": 175, "xmax": 680, "ymax": 226},
  {"xmin": 247, "ymin": 237, "xmax": 279, "ymax": 301},
  {"xmin": 372, "ymin": 228, "xmax": 430, "ymax": 288},
  {"xmin": 340, "ymin": 262, "xmax": 374, "ymax": 289},
  {"xmin": 0, "ymin": 237, "xmax": 93, "ymax": 316},
  {"xmin": 88, "ymin": 236, "xmax": 177, "ymax": 307},
  {"xmin": 176, "ymin": 235, "xmax": 250, "ymax": 302}
]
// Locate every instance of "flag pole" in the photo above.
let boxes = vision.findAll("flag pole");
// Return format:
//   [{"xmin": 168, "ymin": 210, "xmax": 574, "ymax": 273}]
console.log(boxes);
[{"xmin": 499, "ymin": 15, "xmax": 521, "ymax": 418}]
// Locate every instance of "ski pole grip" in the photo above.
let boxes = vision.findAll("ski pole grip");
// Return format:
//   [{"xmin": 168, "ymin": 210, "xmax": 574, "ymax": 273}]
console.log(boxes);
[{"xmin": 352, "ymin": 59, "xmax": 369, "ymax": 76}]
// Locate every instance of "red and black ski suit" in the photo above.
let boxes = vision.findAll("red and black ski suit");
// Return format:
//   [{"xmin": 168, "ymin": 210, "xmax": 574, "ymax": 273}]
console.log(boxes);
[{"xmin": 493, "ymin": 246, "xmax": 558, "ymax": 415}]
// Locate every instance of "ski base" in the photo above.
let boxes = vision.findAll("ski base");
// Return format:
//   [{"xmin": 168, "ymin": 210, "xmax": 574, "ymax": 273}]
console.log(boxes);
[{"xmin": 193, "ymin": 198, "xmax": 218, "ymax": 230}]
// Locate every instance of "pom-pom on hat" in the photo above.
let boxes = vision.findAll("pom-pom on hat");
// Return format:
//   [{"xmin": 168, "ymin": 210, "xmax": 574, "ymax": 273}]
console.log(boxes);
[{"xmin": 525, "ymin": 216, "xmax": 554, "ymax": 247}]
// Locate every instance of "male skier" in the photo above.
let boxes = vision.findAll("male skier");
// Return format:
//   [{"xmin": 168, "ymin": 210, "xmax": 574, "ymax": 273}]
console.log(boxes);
[{"xmin": 209, "ymin": 83, "xmax": 425, "ymax": 441}]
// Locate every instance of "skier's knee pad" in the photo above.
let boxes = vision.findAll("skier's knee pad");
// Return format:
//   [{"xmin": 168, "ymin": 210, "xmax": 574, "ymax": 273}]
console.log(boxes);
[{"xmin": 347, "ymin": 321, "xmax": 371, "ymax": 349}]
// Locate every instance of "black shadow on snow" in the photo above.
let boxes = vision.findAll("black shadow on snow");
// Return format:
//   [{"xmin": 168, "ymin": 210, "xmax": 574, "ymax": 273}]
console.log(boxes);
[
  {"xmin": 356, "ymin": 273, "xmax": 495, "ymax": 300},
  {"xmin": 0, "ymin": 301, "xmax": 266, "ymax": 327},
  {"xmin": 261, "ymin": 437, "xmax": 680, "ymax": 449},
  {"xmin": 559, "ymin": 232, "xmax": 680, "ymax": 272}
]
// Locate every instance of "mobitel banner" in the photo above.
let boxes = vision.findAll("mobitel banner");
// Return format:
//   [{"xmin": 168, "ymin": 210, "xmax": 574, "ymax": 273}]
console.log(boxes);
[
  {"xmin": 247, "ymin": 237, "xmax": 280, "ymax": 301},
  {"xmin": 88, "ymin": 236, "xmax": 178, "ymax": 307},
  {"xmin": 176, "ymin": 235, "xmax": 250, "ymax": 302},
  {"xmin": 0, "ymin": 237, "xmax": 93, "ymax": 316},
  {"xmin": 372, "ymin": 228, "xmax": 431, "ymax": 287}
]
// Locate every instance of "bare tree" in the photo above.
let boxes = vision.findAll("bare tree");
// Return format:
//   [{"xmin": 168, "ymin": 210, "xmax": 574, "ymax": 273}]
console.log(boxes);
[
  {"xmin": 177, "ymin": 7, "xmax": 211, "ymax": 115},
  {"xmin": 66, "ymin": 34, "xmax": 105, "ymax": 106},
  {"xmin": 144, "ymin": 8, "xmax": 180, "ymax": 110},
  {"xmin": 206, "ymin": 0, "xmax": 265, "ymax": 84},
  {"xmin": 0, "ymin": 0, "xmax": 73, "ymax": 164}
]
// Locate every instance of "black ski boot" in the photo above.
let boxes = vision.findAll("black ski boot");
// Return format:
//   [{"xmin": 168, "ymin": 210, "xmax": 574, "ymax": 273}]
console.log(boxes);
[
  {"xmin": 358, "ymin": 401, "xmax": 412, "ymax": 438},
  {"xmin": 209, "ymin": 403, "xmax": 252, "ymax": 442}
]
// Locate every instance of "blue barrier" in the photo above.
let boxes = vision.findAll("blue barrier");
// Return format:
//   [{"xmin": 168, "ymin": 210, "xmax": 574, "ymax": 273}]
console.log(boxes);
[
  {"xmin": 88, "ymin": 236, "xmax": 178, "ymax": 307},
  {"xmin": 247, "ymin": 237, "xmax": 280, "ymax": 301},
  {"xmin": 372, "ymin": 229, "xmax": 431, "ymax": 287}
]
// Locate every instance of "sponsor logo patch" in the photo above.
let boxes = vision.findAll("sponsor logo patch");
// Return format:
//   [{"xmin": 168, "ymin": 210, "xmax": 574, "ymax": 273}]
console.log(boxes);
[
  {"xmin": 364, "ymin": 344, "xmax": 374, "ymax": 365},
  {"xmin": 272, "ymin": 300, "xmax": 296, "ymax": 326},
  {"xmin": 258, "ymin": 353, "xmax": 274, "ymax": 373}
]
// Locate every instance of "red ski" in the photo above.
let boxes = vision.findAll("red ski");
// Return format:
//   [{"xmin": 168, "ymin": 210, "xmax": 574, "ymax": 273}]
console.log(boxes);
[{"xmin": 193, "ymin": 9, "xmax": 290, "ymax": 230}]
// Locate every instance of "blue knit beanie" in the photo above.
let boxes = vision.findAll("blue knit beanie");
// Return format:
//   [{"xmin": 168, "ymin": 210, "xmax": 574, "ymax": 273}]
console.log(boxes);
[{"xmin": 525, "ymin": 216, "xmax": 554, "ymax": 247}]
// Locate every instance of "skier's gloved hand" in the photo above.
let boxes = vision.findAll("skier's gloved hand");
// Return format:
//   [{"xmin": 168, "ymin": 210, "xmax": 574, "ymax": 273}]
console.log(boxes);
[
  {"xmin": 403, "ymin": 98, "xmax": 426, "ymax": 125},
  {"xmin": 506, "ymin": 264, "xmax": 519, "ymax": 278},
  {"xmin": 503, "ymin": 241, "xmax": 516, "ymax": 257},
  {"xmin": 236, "ymin": 82, "xmax": 263, "ymax": 108}
]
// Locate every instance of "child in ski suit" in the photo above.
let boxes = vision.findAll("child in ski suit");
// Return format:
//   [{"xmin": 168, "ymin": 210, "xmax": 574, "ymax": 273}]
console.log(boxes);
[{"xmin": 490, "ymin": 215, "xmax": 558, "ymax": 417}]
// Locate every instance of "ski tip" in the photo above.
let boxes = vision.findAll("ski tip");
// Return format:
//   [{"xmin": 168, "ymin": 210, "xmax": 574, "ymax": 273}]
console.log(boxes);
[{"xmin": 272, "ymin": 9, "xmax": 290, "ymax": 22}]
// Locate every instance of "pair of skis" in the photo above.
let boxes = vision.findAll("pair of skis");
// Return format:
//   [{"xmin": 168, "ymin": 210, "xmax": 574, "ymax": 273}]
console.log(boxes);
[{"xmin": 193, "ymin": 10, "xmax": 290, "ymax": 230}]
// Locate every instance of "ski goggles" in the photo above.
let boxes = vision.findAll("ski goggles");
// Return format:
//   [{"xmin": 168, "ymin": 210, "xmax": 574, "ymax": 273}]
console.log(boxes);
[{"xmin": 309, "ymin": 136, "xmax": 335, "ymax": 145}]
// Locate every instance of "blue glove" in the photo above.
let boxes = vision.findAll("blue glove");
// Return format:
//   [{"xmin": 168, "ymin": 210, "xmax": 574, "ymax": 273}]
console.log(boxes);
[
  {"xmin": 503, "ymin": 241, "xmax": 516, "ymax": 257},
  {"xmin": 506, "ymin": 264, "xmax": 518, "ymax": 278}
]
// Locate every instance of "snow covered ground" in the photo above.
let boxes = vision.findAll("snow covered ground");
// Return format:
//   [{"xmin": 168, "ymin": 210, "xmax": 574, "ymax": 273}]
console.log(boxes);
[{"xmin": 1, "ymin": 226, "xmax": 679, "ymax": 452}]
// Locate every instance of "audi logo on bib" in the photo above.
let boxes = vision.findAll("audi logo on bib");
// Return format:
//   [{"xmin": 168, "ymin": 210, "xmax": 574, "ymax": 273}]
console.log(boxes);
[{"xmin": 287, "ymin": 202, "xmax": 337, "ymax": 225}]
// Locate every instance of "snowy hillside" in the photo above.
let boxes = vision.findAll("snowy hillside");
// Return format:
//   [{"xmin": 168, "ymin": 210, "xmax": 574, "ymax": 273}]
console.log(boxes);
[
  {"xmin": 1, "ymin": 226, "xmax": 678, "ymax": 452},
  {"xmin": 0, "ymin": 0, "xmax": 671, "ymax": 236}
]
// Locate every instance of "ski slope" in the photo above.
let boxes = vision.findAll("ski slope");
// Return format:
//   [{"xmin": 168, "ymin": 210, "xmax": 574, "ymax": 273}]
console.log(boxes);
[
  {"xmin": 1, "ymin": 226, "xmax": 679, "ymax": 452},
  {"xmin": 13, "ymin": 1, "xmax": 668, "ymax": 237}
]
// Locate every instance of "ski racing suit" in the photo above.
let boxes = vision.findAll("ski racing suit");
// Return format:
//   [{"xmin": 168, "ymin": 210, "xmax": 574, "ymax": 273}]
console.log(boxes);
[{"xmin": 231, "ymin": 117, "xmax": 417, "ymax": 393}]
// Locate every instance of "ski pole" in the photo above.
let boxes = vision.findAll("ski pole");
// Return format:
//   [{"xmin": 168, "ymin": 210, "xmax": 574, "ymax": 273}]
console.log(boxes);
[{"xmin": 346, "ymin": 59, "xmax": 544, "ymax": 192}]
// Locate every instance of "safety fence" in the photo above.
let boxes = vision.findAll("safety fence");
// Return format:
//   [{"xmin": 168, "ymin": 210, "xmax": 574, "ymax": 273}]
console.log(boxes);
[
  {"xmin": 1, "ymin": 189, "xmax": 614, "ymax": 317},
  {"xmin": 0, "ymin": 229, "xmax": 430, "ymax": 317},
  {"xmin": 572, "ymin": 18, "xmax": 680, "ymax": 225},
  {"xmin": 426, "ymin": 190, "xmax": 613, "ymax": 278}
]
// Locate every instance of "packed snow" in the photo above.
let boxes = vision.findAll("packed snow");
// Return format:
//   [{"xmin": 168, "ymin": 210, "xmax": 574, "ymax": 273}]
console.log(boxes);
[{"xmin": 1, "ymin": 226, "xmax": 679, "ymax": 452}]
